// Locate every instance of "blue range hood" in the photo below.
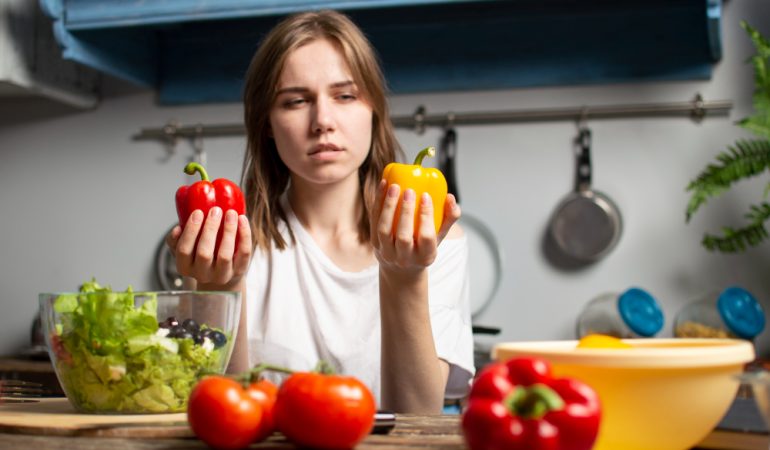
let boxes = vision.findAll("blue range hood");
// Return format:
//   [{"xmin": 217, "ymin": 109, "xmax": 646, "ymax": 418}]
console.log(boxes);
[{"xmin": 40, "ymin": 0, "xmax": 722, "ymax": 105}]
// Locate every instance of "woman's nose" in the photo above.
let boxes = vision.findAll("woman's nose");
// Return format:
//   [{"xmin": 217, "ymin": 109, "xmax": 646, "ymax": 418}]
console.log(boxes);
[{"xmin": 311, "ymin": 97, "xmax": 335, "ymax": 134}]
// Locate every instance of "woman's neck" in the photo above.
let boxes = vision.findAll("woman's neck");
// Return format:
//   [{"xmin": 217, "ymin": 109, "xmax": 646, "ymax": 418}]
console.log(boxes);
[
  {"xmin": 287, "ymin": 176, "xmax": 363, "ymax": 239},
  {"xmin": 287, "ymin": 176, "xmax": 375, "ymax": 272}
]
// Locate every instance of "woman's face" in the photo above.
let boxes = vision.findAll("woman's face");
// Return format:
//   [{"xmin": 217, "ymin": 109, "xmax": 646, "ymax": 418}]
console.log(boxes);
[{"xmin": 269, "ymin": 38, "xmax": 374, "ymax": 189}]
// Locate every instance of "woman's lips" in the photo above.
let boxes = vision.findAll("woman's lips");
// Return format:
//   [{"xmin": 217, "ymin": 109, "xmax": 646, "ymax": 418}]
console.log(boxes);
[{"xmin": 309, "ymin": 143, "xmax": 343, "ymax": 160}]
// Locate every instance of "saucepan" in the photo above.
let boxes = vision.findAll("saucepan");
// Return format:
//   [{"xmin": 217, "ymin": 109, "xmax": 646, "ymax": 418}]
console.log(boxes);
[{"xmin": 547, "ymin": 127, "xmax": 622, "ymax": 263}]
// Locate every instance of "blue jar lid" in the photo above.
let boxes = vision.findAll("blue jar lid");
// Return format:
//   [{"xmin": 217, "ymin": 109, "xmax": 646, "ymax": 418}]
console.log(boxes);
[
  {"xmin": 717, "ymin": 286, "xmax": 765, "ymax": 339},
  {"xmin": 617, "ymin": 287, "xmax": 664, "ymax": 337}
]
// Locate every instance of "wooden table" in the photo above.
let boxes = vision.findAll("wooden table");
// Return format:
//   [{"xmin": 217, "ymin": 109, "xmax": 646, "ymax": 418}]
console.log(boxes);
[
  {"xmin": 0, "ymin": 414, "xmax": 464, "ymax": 449},
  {"xmin": 0, "ymin": 413, "xmax": 765, "ymax": 450}
]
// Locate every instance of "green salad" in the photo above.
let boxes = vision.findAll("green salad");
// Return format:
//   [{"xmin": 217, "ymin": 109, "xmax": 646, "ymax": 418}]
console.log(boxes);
[{"xmin": 52, "ymin": 280, "xmax": 228, "ymax": 413}]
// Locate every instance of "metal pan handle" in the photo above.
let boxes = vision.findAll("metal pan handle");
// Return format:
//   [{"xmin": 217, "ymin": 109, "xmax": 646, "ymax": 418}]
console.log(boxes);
[
  {"xmin": 439, "ymin": 127, "xmax": 461, "ymax": 204},
  {"xmin": 575, "ymin": 127, "xmax": 592, "ymax": 192}
]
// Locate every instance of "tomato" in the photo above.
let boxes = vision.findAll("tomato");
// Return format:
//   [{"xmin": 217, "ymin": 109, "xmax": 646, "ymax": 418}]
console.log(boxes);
[
  {"xmin": 187, "ymin": 376, "xmax": 263, "ymax": 450},
  {"xmin": 275, "ymin": 372, "xmax": 376, "ymax": 449},
  {"xmin": 247, "ymin": 379, "xmax": 278, "ymax": 442}
]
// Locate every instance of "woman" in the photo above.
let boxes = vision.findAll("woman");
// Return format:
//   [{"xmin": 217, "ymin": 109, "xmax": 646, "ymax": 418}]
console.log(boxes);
[{"xmin": 167, "ymin": 10, "xmax": 474, "ymax": 413}]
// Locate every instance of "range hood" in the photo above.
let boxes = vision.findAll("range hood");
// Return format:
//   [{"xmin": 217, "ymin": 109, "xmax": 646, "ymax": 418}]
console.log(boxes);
[
  {"xmin": 39, "ymin": 0, "xmax": 722, "ymax": 106},
  {"xmin": 1, "ymin": 0, "xmax": 98, "ymax": 109}
]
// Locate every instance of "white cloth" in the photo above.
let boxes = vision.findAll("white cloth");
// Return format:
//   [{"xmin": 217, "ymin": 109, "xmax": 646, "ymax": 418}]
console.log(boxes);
[{"xmin": 245, "ymin": 198, "xmax": 475, "ymax": 405}]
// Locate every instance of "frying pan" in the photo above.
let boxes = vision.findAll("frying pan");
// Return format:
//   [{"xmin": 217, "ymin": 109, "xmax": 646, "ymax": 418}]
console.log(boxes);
[
  {"xmin": 156, "ymin": 225, "xmax": 184, "ymax": 290},
  {"xmin": 437, "ymin": 128, "xmax": 504, "ymax": 321},
  {"xmin": 548, "ymin": 127, "xmax": 622, "ymax": 262}
]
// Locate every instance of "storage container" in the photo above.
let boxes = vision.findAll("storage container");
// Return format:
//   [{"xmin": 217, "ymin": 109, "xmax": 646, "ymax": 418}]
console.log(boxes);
[
  {"xmin": 674, "ymin": 286, "xmax": 765, "ymax": 340},
  {"xmin": 577, "ymin": 287, "xmax": 664, "ymax": 338}
]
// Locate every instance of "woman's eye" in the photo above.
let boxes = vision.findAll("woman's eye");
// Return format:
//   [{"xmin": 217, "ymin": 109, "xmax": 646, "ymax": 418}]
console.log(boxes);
[
  {"xmin": 282, "ymin": 98, "xmax": 306, "ymax": 108},
  {"xmin": 337, "ymin": 93, "xmax": 357, "ymax": 102}
]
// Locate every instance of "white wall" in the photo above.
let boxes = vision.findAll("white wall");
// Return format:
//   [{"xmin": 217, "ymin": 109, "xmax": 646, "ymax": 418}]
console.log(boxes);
[{"xmin": 2, "ymin": 0, "xmax": 769, "ymax": 359}]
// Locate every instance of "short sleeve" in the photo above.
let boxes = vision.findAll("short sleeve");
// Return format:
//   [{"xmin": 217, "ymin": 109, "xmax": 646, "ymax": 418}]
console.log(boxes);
[{"xmin": 428, "ymin": 235, "xmax": 475, "ymax": 399}]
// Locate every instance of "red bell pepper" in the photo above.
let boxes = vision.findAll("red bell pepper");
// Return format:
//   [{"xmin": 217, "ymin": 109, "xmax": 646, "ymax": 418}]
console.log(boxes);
[
  {"xmin": 462, "ymin": 357, "xmax": 601, "ymax": 450},
  {"xmin": 175, "ymin": 162, "xmax": 246, "ymax": 253}
]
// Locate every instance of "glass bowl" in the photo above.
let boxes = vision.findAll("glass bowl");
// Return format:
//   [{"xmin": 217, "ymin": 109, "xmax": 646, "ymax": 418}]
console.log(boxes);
[
  {"xmin": 493, "ymin": 338, "xmax": 754, "ymax": 450},
  {"xmin": 40, "ymin": 290, "xmax": 241, "ymax": 414}
]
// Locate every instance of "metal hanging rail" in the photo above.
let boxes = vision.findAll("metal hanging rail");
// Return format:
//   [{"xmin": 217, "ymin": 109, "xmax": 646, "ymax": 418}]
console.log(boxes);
[{"xmin": 134, "ymin": 94, "xmax": 732, "ymax": 145}]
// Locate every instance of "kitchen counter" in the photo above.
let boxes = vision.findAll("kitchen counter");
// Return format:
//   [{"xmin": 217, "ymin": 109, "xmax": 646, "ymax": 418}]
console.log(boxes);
[
  {"xmin": 0, "ymin": 411, "xmax": 764, "ymax": 450},
  {"xmin": 0, "ymin": 357, "xmax": 63, "ymax": 397}
]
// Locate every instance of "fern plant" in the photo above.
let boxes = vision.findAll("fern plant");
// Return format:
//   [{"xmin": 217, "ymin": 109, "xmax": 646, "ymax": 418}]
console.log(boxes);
[{"xmin": 686, "ymin": 21, "xmax": 770, "ymax": 253}]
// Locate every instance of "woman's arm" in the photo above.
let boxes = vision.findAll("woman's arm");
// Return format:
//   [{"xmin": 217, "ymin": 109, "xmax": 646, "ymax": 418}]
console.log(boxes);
[
  {"xmin": 372, "ymin": 182, "xmax": 461, "ymax": 413},
  {"xmin": 224, "ymin": 281, "xmax": 250, "ymax": 373},
  {"xmin": 379, "ymin": 269, "xmax": 450, "ymax": 413}
]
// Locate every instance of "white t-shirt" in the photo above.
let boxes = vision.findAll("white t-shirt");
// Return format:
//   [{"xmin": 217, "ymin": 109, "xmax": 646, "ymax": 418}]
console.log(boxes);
[{"xmin": 244, "ymin": 198, "xmax": 475, "ymax": 405}]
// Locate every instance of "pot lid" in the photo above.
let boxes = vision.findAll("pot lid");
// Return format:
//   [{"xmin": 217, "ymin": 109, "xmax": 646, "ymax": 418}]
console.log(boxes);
[
  {"xmin": 617, "ymin": 287, "xmax": 664, "ymax": 337},
  {"xmin": 717, "ymin": 286, "xmax": 765, "ymax": 339}
]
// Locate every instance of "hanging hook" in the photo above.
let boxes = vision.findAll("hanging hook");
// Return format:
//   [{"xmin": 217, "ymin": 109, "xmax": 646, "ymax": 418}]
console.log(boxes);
[
  {"xmin": 576, "ymin": 106, "xmax": 589, "ymax": 132},
  {"xmin": 413, "ymin": 105, "xmax": 427, "ymax": 135},
  {"xmin": 578, "ymin": 126, "xmax": 592, "ymax": 152},
  {"xmin": 191, "ymin": 123, "xmax": 207, "ymax": 167},
  {"xmin": 160, "ymin": 119, "xmax": 180, "ymax": 161},
  {"xmin": 444, "ymin": 111, "xmax": 456, "ymax": 131},
  {"xmin": 690, "ymin": 93, "xmax": 706, "ymax": 123}
]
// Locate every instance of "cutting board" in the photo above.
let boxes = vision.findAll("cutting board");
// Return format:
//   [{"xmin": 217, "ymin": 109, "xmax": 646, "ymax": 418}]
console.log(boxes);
[{"xmin": 0, "ymin": 398, "xmax": 192, "ymax": 438}]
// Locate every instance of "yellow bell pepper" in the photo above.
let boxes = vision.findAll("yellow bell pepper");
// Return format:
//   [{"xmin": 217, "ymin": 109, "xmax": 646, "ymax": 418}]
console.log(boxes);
[{"xmin": 382, "ymin": 146, "xmax": 448, "ymax": 236}]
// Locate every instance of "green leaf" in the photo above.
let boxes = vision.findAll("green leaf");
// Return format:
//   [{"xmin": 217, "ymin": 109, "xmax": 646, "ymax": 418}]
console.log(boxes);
[
  {"xmin": 686, "ymin": 22, "xmax": 770, "ymax": 253},
  {"xmin": 702, "ymin": 225, "xmax": 767, "ymax": 253},
  {"xmin": 746, "ymin": 202, "xmax": 770, "ymax": 224},
  {"xmin": 685, "ymin": 139, "xmax": 770, "ymax": 221},
  {"xmin": 738, "ymin": 116, "xmax": 770, "ymax": 139}
]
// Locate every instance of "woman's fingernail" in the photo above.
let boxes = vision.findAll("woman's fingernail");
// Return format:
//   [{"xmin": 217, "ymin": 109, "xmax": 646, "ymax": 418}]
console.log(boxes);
[
  {"xmin": 387, "ymin": 184, "xmax": 399, "ymax": 198},
  {"xmin": 191, "ymin": 210, "xmax": 204, "ymax": 224},
  {"xmin": 225, "ymin": 209, "xmax": 237, "ymax": 224},
  {"xmin": 210, "ymin": 207, "xmax": 222, "ymax": 219},
  {"xmin": 403, "ymin": 189, "xmax": 415, "ymax": 202},
  {"xmin": 422, "ymin": 193, "xmax": 432, "ymax": 205}
]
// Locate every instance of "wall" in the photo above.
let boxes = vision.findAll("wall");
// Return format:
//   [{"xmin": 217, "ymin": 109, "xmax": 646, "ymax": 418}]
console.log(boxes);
[{"xmin": 1, "ymin": 0, "xmax": 769, "ymax": 359}]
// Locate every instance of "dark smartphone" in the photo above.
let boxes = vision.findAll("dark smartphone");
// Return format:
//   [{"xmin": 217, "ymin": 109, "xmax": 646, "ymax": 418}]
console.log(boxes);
[{"xmin": 372, "ymin": 410, "xmax": 396, "ymax": 434}]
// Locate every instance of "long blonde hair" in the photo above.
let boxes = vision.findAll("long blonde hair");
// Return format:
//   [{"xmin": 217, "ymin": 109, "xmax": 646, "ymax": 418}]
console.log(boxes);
[{"xmin": 242, "ymin": 10, "xmax": 402, "ymax": 251}]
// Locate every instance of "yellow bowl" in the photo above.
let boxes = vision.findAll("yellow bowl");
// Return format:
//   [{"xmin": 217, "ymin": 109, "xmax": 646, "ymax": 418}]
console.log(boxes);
[{"xmin": 492, "ymin": 338, "xmax": 754, "ymax": 450}]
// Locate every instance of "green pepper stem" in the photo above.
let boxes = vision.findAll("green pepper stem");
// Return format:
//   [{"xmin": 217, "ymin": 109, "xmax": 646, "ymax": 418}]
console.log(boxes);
[
  {"xmin": 504, "ymin": 383, "xmax": 565, "ymax": 419},
  {"xmin": 412, "ymin": 146, "xmax": 436, "ymax": 166},
  {"xmin": 184, "ymin": 162, "xmax": 210, "ymax": 181}
]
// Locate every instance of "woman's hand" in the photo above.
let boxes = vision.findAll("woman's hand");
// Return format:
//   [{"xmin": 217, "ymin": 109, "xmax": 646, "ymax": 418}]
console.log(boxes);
[
  {"xmin": 166, "ymin": 207, "xmax": 253, "ymax": 290},
  {"xmin": 371, "ymin": 180, "xmax": 461, "ymax": 274}
]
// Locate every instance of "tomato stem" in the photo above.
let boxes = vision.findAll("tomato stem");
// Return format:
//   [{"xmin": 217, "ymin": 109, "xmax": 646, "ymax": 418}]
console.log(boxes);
[
  {"xmin": 412, "ymin": 146, "xmax": 436, "ymax": 166},
  {"xmin": 312, "ymin": 360, "xmax": 337, "ymax": 375},
  {"xmin": 241, "ymin": 363, "xmax": 295, "ymax": 383},
  {"xmin": 184, "ymin": 162, "xmax": 210, "ymax": 181}
]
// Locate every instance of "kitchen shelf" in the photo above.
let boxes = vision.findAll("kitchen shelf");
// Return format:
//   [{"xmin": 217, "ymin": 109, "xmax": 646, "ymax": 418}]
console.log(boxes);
[{"xmin": 40, "ymin": 0, "xmax": 723, "ymax": 105}]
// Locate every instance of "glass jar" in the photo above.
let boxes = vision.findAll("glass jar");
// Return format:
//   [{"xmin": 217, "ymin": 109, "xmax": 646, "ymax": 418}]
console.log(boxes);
[
  {"xmin": 674, "ymin": 286, "xmax": 765, "ymax": 340},
  {"xmin": 576, "ymin": 287, "xmax": 664, "ymax": 338}
]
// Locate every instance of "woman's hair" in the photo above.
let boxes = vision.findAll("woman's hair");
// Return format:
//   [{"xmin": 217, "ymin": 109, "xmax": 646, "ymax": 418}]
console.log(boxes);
[{"xmin": 242, "ymin": 10, "xmax": 402, "ymax": 252}]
